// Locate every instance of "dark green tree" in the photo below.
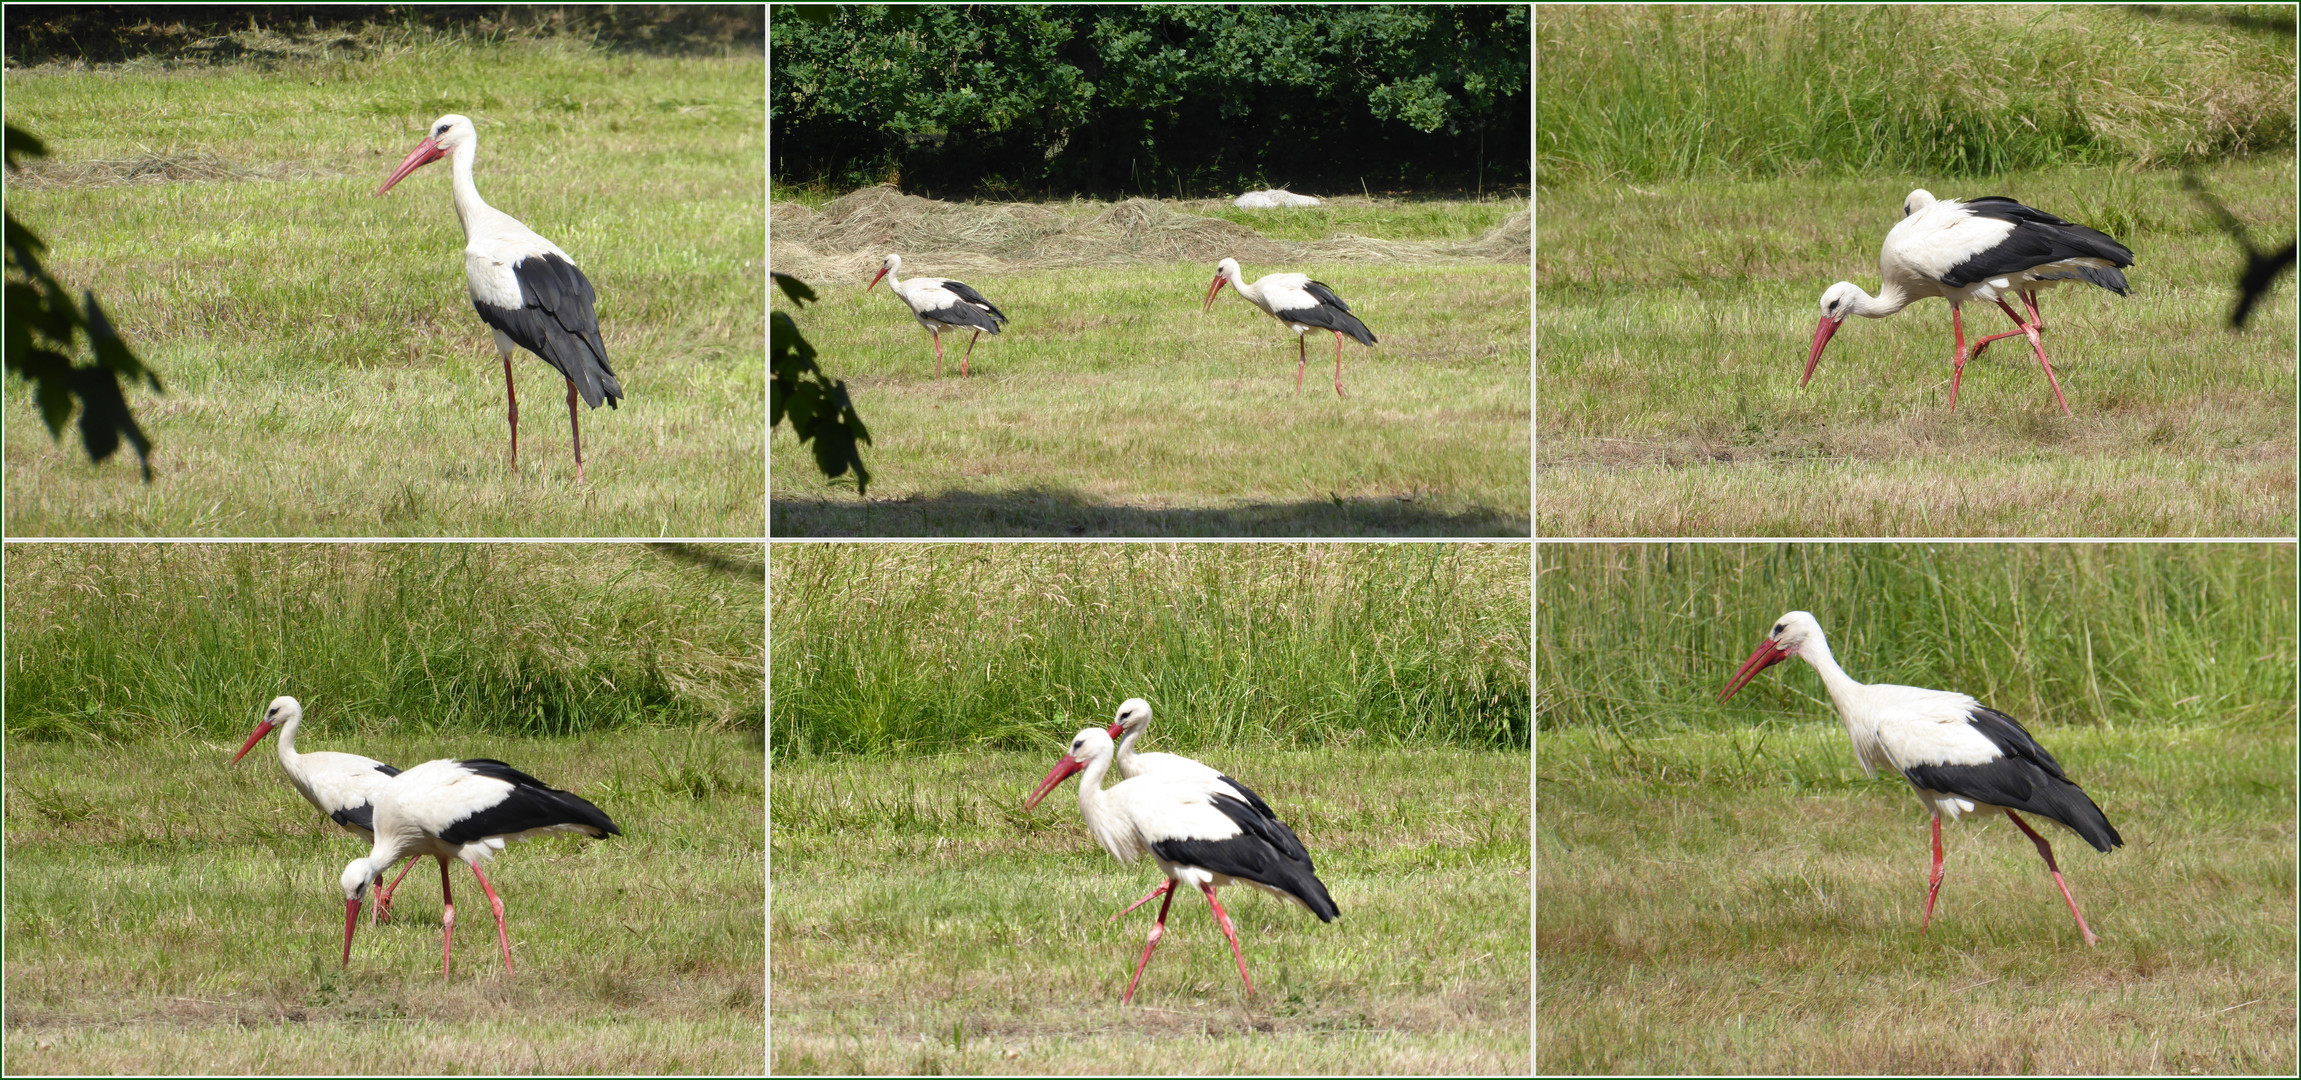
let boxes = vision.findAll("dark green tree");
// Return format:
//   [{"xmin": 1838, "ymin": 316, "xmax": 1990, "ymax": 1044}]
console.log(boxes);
[{"xmin": 770, "ymin": 273, "xmax": 871, "ymax": 494}]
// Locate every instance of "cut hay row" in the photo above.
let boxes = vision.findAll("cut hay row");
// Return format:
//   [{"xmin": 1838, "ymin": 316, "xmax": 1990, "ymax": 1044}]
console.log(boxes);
[{"xmin": 769, "ymin": 185, "xmax": 1530, "ymax": 282}]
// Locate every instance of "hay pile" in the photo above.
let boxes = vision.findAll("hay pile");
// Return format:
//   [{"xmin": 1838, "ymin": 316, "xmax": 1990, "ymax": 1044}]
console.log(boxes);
[{"xmin": 769, "ymin": 185, "xmax": 1528, "ymax": 282}]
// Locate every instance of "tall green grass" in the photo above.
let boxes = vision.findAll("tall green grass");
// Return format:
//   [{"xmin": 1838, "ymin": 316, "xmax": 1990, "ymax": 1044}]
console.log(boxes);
[
  {"xmin": 5, "ymin": 543, "xmax": 765, "ymax": 742},
  {"xmin": 770, "ymin": 544, "xmax": 1530, "ymax": 757},
  {"xmin": 1538, "ymin": 543, "xmax": 2295, "ymax": 733},
  {"xmin": 1537, "ymin": 6, "xmax": 2296, "ymax": 182}
]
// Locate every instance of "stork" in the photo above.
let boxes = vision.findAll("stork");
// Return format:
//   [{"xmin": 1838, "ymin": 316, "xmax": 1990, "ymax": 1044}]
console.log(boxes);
[
  {"xmin": 338, "ymin": 756, "xmax": 619, "ymax": 976},
  {"xmin": 1809, "ymin": 190, "xmax": 2133, "ymax": 414},
  {"xmin": 228, "ymin": 696, "xmax": 421, "ymax": 923},
  {"xmin": 1024, "ymin": 727, "xmax": 1336, "ymax": 1002},
  {"xmin": 1203, "ymin": 257, "xmax": 1377, "ymax": 396},
  {"xmin": 1718, "ymin": 611, "xmax": 2122, "ymax": 946},
  {"xmin": 1100, "ymin": 697, "xmax": 1316, "ymax": 922},
  {"xmin": 376, "ymin": 114, "xmax": 621, "ymax": 481},
  {"xmin": 868, "ymin": 254, "xmax": 1007, "ymax": 377}
]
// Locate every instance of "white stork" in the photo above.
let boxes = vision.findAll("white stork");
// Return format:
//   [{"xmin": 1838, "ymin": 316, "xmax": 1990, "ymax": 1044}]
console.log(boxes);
[
  {"xmin": 376, "ymin": 114, "xmax": 621, "ymax": 481},
  {"xmin": 1100, "ymin": 697, "xmax": 1317, "ymax": 922},
  {"xmin": 228, "ymin": 696, "xmax": 420, "ymax": 923},
  {"xmin": 868, "ymin": 253, "xmax": 1007, "ymax": 377},
  {"xmin": 338, "ymin": 757, "xmax": 619, "ymax": 976},
  {"xmin": 1808, "ymin": 189, "xmax": 2134, "ymax": 414},
  {"xmin": 1718, "ymin": 611, "xmax": 2122, "ymax": 946},
  {"xmin": 1024, "ymin": 727, "xmax": 1336, "ymax": 1002},
  {"xmin": 1203, "ymin": 257, "xmax": 1377, "ymax": 396}
]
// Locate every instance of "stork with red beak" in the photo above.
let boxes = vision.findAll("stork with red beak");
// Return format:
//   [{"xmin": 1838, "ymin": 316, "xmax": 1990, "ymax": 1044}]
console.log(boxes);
[
  {"xmin": 377, "ymin": 114, "xmax": 621, "ymax": 481},
  {"xmin": 1204, "ymin": 258, "xmax": 1377, "ymax": 396}
]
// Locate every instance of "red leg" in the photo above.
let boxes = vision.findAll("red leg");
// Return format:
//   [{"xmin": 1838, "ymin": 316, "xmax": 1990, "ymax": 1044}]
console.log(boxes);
[
  {"xmin": 961, "ymin": 330, "xmax": 979, "ymax": 377},
  {"xmin": 1122, "ymin": 885, "xmax": 1176, "ymax": 1003},
  {"xmin": 563, "ymin": 379, "xmax": 587, "ymax": 483},
  {"xmin": 502, "ymin": 350, "xmax": 519, "ymax": 472},
  {"xmin": 2005, "ymin": 810, "xmax": 2100, "ymax": 946},
  {"xmin": 438, "ymin": 857, "xmax": 457, "ymax": 977},
  {"xmin": 1949, "ymin": 305, "xmax": 1969, "ymax": 410},
  {"xmin": 1994, "ymin": 298, "xmax": 2071, "ymax": 415},
  {"xmin": 1331, "ymin": 332, "xmax": 1347, "ymax": 397},
  {"xmin": 1920, "ymin": 812, "xmax": 1947, "ymax": 932},
  {"xmin": 1296, "ymin": 335, "xmax": 1307, "ymax": 391},
  {"xmin": 1200, "ymin": 882, "xmax": 1253, "ymax": 996},
  {"xmin": 932, "ymin": 331, "xmax": 944, "ymax": 378},
  {"xmin": 467, "ymin": 861, "xmax": 516, "ymax": 974},
  {"xmin": 1109, "ymin": 879, "xmax": 1172, "ymax": 925},
  {"xmin": 375, "ymin": 853, "xmax": 423, "ymax": 926}
]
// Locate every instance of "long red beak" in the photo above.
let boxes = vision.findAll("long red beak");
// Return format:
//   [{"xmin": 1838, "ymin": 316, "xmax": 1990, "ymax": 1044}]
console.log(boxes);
[
  {"xmin": 867, "ymin": 267, "xmax": 889, "ymax": 292},
  {"xmin": 375, "ymin": 136, "xmax": 445, "ymax": 196},
  {"xmin": 229, "ymin": 720, "xmax": 275, "ymax": 765},
  {"xmin": 1202, "ymin": 275, "xmax": 1227, "ymax": 312},
  {"xmin": 1104, "ymin": 721, "xmax": 1125, "ymax": 739},
  {"xmin": 1719, "ymin": 640, "xmax": 1791, "ymax": 703},
  {"xmin": 1803, "ymin": 317, "xmax": 1843, "ymax": 387},
  {"xmin": 342, "ymin": 896, "xmax": 361, "ymax": 968},
  {"xmin": 1024, "ymin": 754, "xmax": 1086, "ymax": 810}
]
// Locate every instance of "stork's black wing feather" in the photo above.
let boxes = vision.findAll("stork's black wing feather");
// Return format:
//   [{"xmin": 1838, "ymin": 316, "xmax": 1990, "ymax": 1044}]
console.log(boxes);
[{"xmin": 474, "ymin": 254, "xmax": 624, "ymax": 409}]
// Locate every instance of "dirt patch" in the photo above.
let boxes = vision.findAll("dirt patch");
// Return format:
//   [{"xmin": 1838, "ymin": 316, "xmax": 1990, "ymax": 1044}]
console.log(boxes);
[{"xmin": 770, "ymin": 185, "xmax": 1528, "ymax": 281}]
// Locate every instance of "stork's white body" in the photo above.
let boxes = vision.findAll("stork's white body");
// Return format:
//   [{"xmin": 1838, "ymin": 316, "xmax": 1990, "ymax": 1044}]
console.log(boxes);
[
  {"xmin": 378, "ymin": 114, "xmax": 620, "ymax": 480},
  {"xmin": 1025, "ymin": 727, "xmax": 1336, "ymax": 1002},
  {"xmin": 1809, "ymin": 190, "xmax": 2133, "ymax": 414},
  {"xmin": 338, "ymin": 756, "xmax": 619, "ymax": 976},
  {"xmin": 230, "ymin": 696, "xmax": 422, "ymax": 922},
  {"xmin": 1205, "ymin": 257, "xmax": 1377, "ymax": 396},
  {"xmin": 1102, "ymin": 697, "xmax": 1319, "ymax": 921},
  {"xmin": 869, "ymin": 253, "xmax": 1007, "ymax": 376},
  {"xmin": 1720, "ymin": 611, "xmax": 2121, "ymax": 946}
]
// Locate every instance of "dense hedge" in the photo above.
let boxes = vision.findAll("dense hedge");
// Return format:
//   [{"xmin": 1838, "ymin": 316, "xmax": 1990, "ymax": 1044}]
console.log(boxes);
[{"xmin": 770, "ymin": 4, "xmax": 1529, "ymax": 198}]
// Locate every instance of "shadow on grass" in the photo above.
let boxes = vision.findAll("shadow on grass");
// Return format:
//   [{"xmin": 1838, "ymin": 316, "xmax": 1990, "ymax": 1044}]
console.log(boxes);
[{"xmin": 772, "ymin": 487, "xmax": 1530, "ymax": 537}]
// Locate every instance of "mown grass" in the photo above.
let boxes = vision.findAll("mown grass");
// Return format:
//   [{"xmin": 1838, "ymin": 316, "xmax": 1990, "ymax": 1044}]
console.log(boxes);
[
  {"xmin": 1535, "ymin": 542, "xmax": 2295, "ymax": 1073},
  {"xmin": 6, "ymin": 543, "xmax": 765, "ymax": 742},
  {"xmin": 772, "ymin": 747, "xmax": 1529, "ymax": 1074},
  {"xmin": 3, "ymin": 38, "xmax": 763, "ymax": 536},
  {"xmin": 1536, "ymin": 723, "xmax": 2294, "ymax": 1074},
  {"xmin": 771, "ymin": 255, "xmax": 1529, "ymax": 537},
  {"xmin": 1536, "ymin": 161, "xmax": 2295, "ymax": 536},
  {"xmin": 771, "ymin": 543, "xmax": 1529, "ymax": 758},
  {"xmin": 4, "ymin": 732, "xmax": 763, "ymax": 1075},
  {"xmin": 1537, "ymin": 6, "xmax": 2295, "ymax": 182}
]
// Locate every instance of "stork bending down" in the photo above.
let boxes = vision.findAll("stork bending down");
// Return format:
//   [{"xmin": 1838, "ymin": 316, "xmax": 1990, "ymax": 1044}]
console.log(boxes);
[{"xmin": 1809, "ymin": 190, "xmax": 2133, "ymax": 414}]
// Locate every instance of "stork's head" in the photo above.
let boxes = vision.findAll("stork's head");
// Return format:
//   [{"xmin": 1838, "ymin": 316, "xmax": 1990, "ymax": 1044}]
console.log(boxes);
[
  {"xmin": 1902, "ymin": 189, "xmax": 1936, "ymax": 218},
  {"xmin": 1204, "ymin": 257, "xmax": 1242, "ymax": 312},
  {"xmin": 868, "ymin": 253, "xmax": 902, "ymax": 292},
  {"xmin": 230, "ymin": 696, "xmax": 301, "ymax": 764},
  {"xmin": 376, "ymin": 114, "xmax": 476, "ymax": 196},
  {"xmin": 1024, "ymin": 727, "xmax": 1112, "ymax": 810},
  {"xmin": 1719, "ymin": 611, "xmax": 1824, "ymax": 703},
  {"xmin": 1806, "ymin": 282, "xmax": 1869, "ymax": 386},
  {"xmin": 1106, "ymin": 697, "xmax": 1152, "ymax": 739},
  {"xmin": 337, "ymin": 857, "xmax": 376, "ymax": 966}
]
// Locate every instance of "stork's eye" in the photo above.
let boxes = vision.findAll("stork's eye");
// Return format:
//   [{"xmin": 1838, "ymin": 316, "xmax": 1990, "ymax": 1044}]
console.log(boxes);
[{"xmin": 1772, "ymin": 622, "xmax": 1785, "ymax": 635}]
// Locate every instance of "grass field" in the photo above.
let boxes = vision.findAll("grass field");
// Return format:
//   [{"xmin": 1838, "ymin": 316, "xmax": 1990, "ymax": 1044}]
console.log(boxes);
[
  {"xmin": 4, "ymin": 732, "xmax": 763, "ymax": 1075},
  {"xmin": 5, "ymin": 543, "xmax": 765, "ymax": 742},
  {"xmin": 771, "ymin": 543, "xmax": 1529, "ymax": 757},
  {"xmin": 3, "ymin": 37, "xmax": 764, "ymax": 536},
  {"xmin": 769, "ymin": 193, "xmax": 1530, "ymax": 537},
  {"xmin": 771, "ymin": 747, "xmax": 1529, "ymax": 1074},
  {"xmin": 1536, "ymin": 161, "xmax": 2296, "ymax": 536},
  {"xmin": 1535, "ymin": 543, "xmax": 2296, "ymax": 1073}
]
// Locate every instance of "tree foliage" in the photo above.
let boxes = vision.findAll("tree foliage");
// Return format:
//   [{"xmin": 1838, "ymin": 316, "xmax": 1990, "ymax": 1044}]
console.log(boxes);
[
  {"xmin": 771, "ymin": 4, "xmax": 1529, "ymax": 198},
  {"xmin": 4, "ymin": 124, "xmax": 162, "ymax": 480},
  {"xmin": 770, "ymin": 273, "xmax": 871, "ymax": 495}
]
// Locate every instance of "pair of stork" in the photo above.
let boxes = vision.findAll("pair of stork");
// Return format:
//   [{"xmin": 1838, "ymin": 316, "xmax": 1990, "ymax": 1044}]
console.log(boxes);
[
  {"xmin": 870, "ymin": 254, "xmax": 1380, "ymax": 396},
  {"xmin": 229, "ymin": 696, "xmax": 618, "ymax": 976}
]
